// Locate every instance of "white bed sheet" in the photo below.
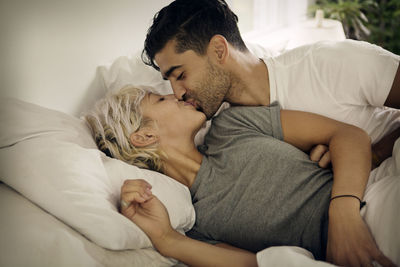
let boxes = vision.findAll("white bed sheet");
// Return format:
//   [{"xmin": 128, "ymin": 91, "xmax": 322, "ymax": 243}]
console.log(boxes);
[
  {"xmin": 0, "ymin": 183, "xmax": 177, "ymax": 267},
  {"xmin": 1, "ymin": 141, "xmax": 399, "ymax": 267}
]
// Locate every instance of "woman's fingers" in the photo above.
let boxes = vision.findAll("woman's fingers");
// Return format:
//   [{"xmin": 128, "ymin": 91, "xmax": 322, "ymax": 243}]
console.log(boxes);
[
  {"xmin": 120, "ymin": 179, "xmax": 153, "ymax": 211},
  {"xmin": 121, "ymin": 190, "xmax": 152, "ymax": 205},
  {"xmin": 309, "ymin": 144, "xmax": 331, "ymax": 168},
  {"xmin": 318, "ymin": 150, "xmax": 331, "ymax": 168},
  {"xmin": 310, "ymin": 144, "xmax": 328, "ymax": 162},
  {"xmin": 122, "ymin": 201, "xmax": 138, "ymax": 218},
  {"xmin": 121, "ymin": 179, "xmax": 152, "ymax": 193}
]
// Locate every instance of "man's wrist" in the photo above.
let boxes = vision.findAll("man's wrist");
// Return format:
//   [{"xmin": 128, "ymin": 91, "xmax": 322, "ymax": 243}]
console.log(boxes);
[{"xmin": 329, "ymin": 196, "xmax": 361, "ymax": 216}]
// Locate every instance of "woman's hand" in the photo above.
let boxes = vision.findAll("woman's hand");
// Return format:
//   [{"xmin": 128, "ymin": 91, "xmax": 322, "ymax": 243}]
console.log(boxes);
[
  {"xmin": 327, "ymin": 198, "xmax": 396, "ymax": 267},
  {"xmin": 120, "ymin": 179, "xmax": 257, "ymax": 266},
  {"xmin": 120, "ymin": 179, "xmax": 174, "ymax": 246},
  {"xmin": 310, "ymin": 128, "xmax": 399, "ymax": 171},
  {"xmin": 310, "ymin": 144, "xmax": 331, "ymax": 168}
]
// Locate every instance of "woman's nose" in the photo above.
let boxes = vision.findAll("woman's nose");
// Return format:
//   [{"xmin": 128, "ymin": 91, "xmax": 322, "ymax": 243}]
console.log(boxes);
[{"xmin": 164, "ymin": 94, "xmax": 178, "ymax": 101}]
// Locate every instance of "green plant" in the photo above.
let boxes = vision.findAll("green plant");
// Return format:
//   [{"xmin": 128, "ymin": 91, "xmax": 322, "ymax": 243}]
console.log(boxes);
[
  {"xmin": 364, "ymin": 0, "xmax": 400, "ymax": 54},
  {"xmin": 309, "ymin": 0, "xmax": 400, "ymax": 54}
]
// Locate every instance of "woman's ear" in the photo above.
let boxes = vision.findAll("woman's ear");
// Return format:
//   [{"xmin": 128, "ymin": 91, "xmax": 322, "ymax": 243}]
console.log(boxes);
[
  {"xmin": 208, "ymin": 34, "xmax": 229, "ymax": 64},
  {"xmin": 129, "ymin": 128, "xmax": 158, "ymax": 147}
]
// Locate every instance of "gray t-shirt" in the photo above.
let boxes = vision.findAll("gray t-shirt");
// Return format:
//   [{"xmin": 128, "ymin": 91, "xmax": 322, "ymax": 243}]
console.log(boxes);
[{"xmin": 187, "ymin": 103, "xmax": 333, "ymax": 260}]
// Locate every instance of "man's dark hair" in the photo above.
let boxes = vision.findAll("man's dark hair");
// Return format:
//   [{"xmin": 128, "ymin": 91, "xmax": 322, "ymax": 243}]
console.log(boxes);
[{"xmin": 142, "ymin": 0, "xmax": 248, "ymax": 71}]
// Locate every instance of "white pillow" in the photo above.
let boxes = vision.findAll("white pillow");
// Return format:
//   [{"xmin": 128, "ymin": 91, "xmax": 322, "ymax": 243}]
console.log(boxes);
[
  {"xmin": 0, "ymin": 97, "xmax": 195, "ymax": 250},
  {"xmin": 98, "ymin": 51, "xmax": 173, "ymax": 95}
]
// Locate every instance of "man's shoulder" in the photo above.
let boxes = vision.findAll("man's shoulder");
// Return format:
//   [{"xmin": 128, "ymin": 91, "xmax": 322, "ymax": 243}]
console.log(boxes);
[{"xmin": 276, "ymin": 40, "xmax": 378, "ymax": 62}]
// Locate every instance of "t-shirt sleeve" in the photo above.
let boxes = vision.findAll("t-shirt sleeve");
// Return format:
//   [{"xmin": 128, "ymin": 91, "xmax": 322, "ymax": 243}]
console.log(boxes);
[
  {"xmin": 211, "ymin": 102, "xmax": 283, "ymax": 140},
  {"xmin": 312, "ymin": 40, "xmax": 400, "ymax": 107}
]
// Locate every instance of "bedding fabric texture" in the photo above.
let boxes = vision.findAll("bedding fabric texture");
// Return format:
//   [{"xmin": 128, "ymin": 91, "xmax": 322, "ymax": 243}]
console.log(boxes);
[
  {"xmin": 0, "ymin": 97, "xmax": 195, "ymax": 250},
  {"xmin": 0, "ymin": 182, "xmax": 178, "ymax": 267},
  {"xmin": 1, "ymin": 139, "xmax": 399, "ymax": 267}
]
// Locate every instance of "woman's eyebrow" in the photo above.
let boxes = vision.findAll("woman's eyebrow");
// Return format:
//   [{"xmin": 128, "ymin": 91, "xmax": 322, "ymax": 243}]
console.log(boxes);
[
  {"xmin": 146, "ymin": 93, "xmax": 153, "ymax": 103},
  {"xmin": 148, "ymin": 93, "xmax": 159, "ymax": 104}
]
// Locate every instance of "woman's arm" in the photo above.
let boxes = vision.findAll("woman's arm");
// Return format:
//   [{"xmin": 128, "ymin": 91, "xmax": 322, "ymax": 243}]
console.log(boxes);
[
  {"xmin": 120, "ymin": 179, "xmax": 257, "ymax": 267},
  {"xmin": 280, "ymin": 110, "xmax": 395, "ymax": 267},
  {"xmin": 156, "ymin": 228, "xmax": 257, "ymax": 267}
]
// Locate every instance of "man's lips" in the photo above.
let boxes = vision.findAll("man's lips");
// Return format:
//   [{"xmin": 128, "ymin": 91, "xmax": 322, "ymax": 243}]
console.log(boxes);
[{"xmin": 184, "ymin": 100, "xmax": 202, "ymax": 111}]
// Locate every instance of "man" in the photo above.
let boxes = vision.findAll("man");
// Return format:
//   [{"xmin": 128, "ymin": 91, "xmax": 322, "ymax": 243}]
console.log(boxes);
[{"xmin": 141, "ymin": 0, "xmax": 399, "ymax": 266}]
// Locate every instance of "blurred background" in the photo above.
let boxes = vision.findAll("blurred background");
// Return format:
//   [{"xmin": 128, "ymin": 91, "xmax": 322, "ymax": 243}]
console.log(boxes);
[
  {"xmin": 228, "ymin": 0, "xmax": 399, "ymax": 54},
  {"xmin": 308, "ymin": 0, "xmax": 400, "ymax": 54}
]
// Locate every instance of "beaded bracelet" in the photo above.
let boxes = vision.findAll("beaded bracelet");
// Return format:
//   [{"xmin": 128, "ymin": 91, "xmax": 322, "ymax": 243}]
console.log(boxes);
[{"xmin": 330, "ymin": 194, "xmax": 366, "ymax": 210}]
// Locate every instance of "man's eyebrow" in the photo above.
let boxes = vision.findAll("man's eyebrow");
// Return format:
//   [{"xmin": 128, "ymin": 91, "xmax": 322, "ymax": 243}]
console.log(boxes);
[{"xmin": 162, "ymin": 65, "xmax": 182, "ymax": 80}]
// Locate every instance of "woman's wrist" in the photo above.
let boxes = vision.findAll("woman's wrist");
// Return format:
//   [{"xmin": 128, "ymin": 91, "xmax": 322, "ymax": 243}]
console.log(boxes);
[{"xmin": 152, "ymin": 228, "xmax": 183, "ymax": 257}]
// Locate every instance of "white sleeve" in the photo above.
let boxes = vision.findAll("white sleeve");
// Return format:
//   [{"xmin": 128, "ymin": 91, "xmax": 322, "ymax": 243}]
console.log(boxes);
[{"xmin": 312, "ymin": 40, "xmax": 400, "ymax": 107}]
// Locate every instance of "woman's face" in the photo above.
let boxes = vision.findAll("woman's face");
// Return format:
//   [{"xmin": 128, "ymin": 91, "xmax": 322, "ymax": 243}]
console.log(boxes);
[{"xmin": 140, "ymin": 93, "xmax": 206, "ymax": 139}]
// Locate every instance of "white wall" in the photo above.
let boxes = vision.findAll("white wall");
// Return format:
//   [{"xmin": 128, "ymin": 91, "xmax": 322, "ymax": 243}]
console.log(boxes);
[{"xmin": 0, "ymin": 0, "xmax": 172, "ymax": 115}]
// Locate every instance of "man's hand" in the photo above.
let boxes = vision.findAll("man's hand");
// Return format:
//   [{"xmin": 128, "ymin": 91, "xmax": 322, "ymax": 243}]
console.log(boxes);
[{"xmin": 327, "ymin": 198, "xmax": 396, "ymax": 267}]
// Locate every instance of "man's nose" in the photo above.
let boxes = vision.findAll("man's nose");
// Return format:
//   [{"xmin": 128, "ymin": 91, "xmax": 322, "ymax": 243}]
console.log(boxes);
[{"xmin": 170, "ymin": 81, "xmax": 186, "ymax": 100}]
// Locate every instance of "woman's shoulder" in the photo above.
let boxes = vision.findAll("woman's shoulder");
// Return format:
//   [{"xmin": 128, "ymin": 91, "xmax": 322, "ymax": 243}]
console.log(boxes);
[
  {"xmin": 208, "ymin": 101, "xmax": 282, "ymax": 138},
  {"xmin": 216, "ymin": 101, "xmax": 281, "ymax": 120}
]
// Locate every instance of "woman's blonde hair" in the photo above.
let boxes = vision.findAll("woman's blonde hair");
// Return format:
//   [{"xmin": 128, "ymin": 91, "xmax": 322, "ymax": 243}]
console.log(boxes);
[{"xmin": 84, "ymin": 85, "xmax": 164, "ymax": 172}]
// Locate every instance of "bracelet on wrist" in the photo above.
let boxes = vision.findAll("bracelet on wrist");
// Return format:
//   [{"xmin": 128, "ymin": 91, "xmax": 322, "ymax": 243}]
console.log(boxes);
[{"xmin": 330, "ymin": 194, "xmax": 366, "ymax": 210}]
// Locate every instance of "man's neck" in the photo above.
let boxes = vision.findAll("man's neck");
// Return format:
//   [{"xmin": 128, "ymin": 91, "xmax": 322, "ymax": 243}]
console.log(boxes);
[{"xmin": 225, "ymin": 51, "xmax": 270, "ymax": 107}]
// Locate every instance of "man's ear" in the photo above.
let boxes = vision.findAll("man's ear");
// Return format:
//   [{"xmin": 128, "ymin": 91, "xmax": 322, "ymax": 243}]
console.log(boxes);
[
  {"xmin": 129, "ymin": 128, "xmax": 158, "ymax": 147},
  {"xmin": 208, "ymin": 34, "xmax": 229, "ymax": 64}
]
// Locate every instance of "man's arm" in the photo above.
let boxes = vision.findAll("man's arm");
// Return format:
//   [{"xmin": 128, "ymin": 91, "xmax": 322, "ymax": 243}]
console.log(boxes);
[
  {"xmin": 310, "ymin": 125, "xmax": 400, "ymax": 169},
  {"xmin": 385, "ymin": 64, "xmax": 400, "ymax": 108},
  {"xmin": 280, "ymin": 110, "xmax": 395, "ymax": 267}
]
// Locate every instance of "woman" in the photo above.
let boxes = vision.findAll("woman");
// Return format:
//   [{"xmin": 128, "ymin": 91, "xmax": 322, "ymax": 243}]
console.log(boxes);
[{"xmin": 85, "ymin": 85, "xmax": 395, "ymax": 267}]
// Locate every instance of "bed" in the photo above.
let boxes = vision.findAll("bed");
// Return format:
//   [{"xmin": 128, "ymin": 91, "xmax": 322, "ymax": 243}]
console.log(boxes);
[
  {"xmin": 0, "ymin": 42, "xmax": 319, "ymax": 266},
  {"xmin": 1, "ymin": 43, "xmax": 400, "ymax": 266},
  {"xmin": 1, "ymin": 2, "xmax": 399, "ymax": 265}
]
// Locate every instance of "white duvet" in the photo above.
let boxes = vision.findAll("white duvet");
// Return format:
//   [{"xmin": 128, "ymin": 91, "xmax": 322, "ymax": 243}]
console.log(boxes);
[{"xmin": 0, "ymin": 43, "xmax": 398, "ymax": 265}]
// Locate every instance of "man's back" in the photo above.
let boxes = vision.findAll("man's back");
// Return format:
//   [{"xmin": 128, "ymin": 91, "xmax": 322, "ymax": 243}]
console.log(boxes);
[{"xmin": 264, "ymin": 40, "xmax": 400, "ymax": 143}]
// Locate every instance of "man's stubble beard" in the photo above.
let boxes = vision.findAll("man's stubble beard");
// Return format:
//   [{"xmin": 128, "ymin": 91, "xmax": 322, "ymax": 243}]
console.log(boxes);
[{"xmin": 192, "ymin": 60, "xmax": 234, "ymax": 119}]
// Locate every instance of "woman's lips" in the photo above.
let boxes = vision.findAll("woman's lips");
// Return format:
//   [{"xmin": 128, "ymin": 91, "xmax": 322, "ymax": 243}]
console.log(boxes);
[
  {"xmin": 184, "ymin": 100, "xmax": 197, "ymax": 108},
  {"xmin": 184, "ymin": 99, "xmax": 202, "ymax": 112}
]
